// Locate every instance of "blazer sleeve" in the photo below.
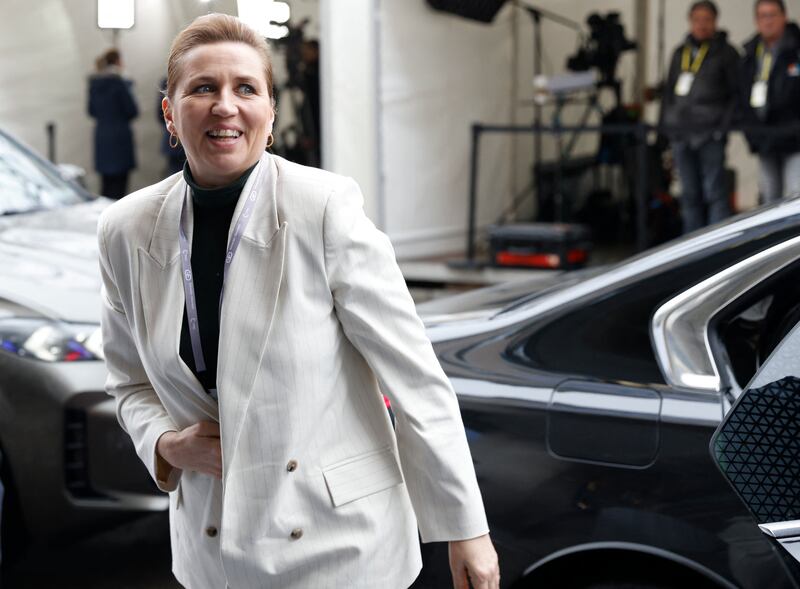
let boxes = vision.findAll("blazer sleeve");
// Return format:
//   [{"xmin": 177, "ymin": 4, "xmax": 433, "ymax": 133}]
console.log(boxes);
[
  {"xmin": 322, "ymin": 177, "xmax": 490, "ymax": 543},
  {"xmin": 97, "ymin": 213, "xmax": 181, "ymax": 493}
]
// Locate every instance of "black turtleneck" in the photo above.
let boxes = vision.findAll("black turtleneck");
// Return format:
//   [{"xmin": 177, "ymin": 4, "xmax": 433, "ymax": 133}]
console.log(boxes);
[{"xmin": 179, "ymin": 160, "xmax": 258, "ymax": 395}]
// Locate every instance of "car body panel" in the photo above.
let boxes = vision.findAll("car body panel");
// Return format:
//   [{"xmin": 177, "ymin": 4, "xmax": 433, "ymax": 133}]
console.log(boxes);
[{"xmin": 416, "ymin": 200, "xmax": 800, "ymax": 588}]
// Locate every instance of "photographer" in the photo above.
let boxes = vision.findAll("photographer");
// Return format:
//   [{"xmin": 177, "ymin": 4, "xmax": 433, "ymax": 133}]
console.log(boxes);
[{"xmin": 661, "ymin": 0, "xmax": 739, "ymax": 233}]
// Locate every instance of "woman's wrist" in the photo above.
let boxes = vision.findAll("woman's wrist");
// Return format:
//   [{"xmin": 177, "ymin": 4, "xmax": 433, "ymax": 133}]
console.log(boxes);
[{"xmin": 156, "ymin": 430, "xmax": 179, "ymax": 466}]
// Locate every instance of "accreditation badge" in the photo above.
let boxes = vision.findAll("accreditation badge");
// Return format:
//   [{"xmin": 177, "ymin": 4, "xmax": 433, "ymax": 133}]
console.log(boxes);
[
  {"xmin": 750, "ymin": 80, "xmax": 768, "ymax": 108},
  {"xmin": 675, "ymin": 72, "xmax": 695, "ymax": 97}
]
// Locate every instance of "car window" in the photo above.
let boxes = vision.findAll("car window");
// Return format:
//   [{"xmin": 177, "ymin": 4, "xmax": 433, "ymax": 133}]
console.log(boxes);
[
  {"xmin": 712, "ymin": 261, "xmax": 800, "ymax": 391},
  {"xmin": 507, "ymin": 216, "xmax": 800, "ymax": 387},
  {"xmin": 0, "ymin": 132, "xmax": 87, "ymax": 215}
]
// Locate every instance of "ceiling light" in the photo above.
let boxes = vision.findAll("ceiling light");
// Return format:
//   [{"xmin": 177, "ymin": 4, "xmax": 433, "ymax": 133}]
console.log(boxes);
[{"xmin": 97, "ymin": 0, "xmax": 135, "ymax": 29}]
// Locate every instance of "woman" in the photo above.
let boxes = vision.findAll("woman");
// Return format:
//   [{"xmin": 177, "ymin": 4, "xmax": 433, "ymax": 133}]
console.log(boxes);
[
  {"xmin": 97, "ymin": 13, "xmax": 499, "ymax": 589},
  {"xmin": 88, "ymin": 48, "xmax": 139, "ymax": 198}
]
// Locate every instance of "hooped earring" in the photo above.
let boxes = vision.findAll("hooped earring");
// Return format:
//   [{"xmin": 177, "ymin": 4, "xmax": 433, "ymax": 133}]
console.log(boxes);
[
  {"xmin": 169, "ymin": 132, "xmax": 180, "ymax": 149},
  {"xmin": 266, "ymin": 133, "xmax": 274, "ymax": 149}
]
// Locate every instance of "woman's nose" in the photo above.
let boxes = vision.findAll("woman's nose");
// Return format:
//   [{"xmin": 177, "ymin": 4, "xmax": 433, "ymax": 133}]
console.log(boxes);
[{"xmin": 211, "ymin": 88, "xmax": 237, "ymax": 116}]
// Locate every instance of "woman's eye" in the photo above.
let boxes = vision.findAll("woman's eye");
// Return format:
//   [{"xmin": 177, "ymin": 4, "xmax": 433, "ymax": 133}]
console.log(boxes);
[
  {"xmin": 238, "ymin": 84, "xmax": 255, "ymax": 95},
  {"xmin": 194, "ymin": 84, "xmax": 213, "ymax": 94}
]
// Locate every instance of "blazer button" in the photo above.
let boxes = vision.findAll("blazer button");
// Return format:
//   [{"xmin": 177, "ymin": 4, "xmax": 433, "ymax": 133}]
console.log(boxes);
[
  {"xmin": 290, "ymin": 527, "xmax": 303, "ymax": 540},
  {"xmin": 206, "ymin": 526, "xmax": 218, "ymax": 538},
  {"xmin": 286, "ymin": 459, "xmax": 298, "ymax": 472}
]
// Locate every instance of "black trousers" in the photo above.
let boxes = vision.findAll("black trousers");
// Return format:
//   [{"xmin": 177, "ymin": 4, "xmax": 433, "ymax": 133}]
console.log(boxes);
[{"xmin": 101, "ymin": 173, "xmax": 130, "ymax": 199}]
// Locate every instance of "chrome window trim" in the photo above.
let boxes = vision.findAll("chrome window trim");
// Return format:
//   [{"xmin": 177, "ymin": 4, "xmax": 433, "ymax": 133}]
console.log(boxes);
[{"xmin": 651, "ymin": 234, "xmax": 800, "ymax": 392}]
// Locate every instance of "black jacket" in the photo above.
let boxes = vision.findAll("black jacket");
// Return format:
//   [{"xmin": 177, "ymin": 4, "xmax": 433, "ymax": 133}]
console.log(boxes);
[
  {"xmin": 660, "ymin": 31, "xmax": 740, "ymax": 145},
  {"xmin": 740, "ymin": 22, "xmax": 800, "ymax": 154},
  {"xmin": 88, "ymin": 72, "xmax": 139, "ymax": 174}
]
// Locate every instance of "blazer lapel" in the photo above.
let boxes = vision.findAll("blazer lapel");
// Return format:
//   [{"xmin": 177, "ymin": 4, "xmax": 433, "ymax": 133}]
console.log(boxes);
[
  {"xmin": 216, "ymin": 153, "xmax": 288, "ymax": 479},
  {"xmin": 138, "ymin": 175, "xmax": 220, "ymax": 421}
]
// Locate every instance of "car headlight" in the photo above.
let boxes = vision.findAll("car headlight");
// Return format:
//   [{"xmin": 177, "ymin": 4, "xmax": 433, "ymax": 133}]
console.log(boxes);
[{"xmin": 0, "ymin": 318, "xmax": 104, "ymax": 362}]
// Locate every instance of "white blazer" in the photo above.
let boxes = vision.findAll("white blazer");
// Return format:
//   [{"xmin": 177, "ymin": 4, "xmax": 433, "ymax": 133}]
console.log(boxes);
[{"xmin": 97, "ymin": 152, "xmax": 489, "ymax": 589}]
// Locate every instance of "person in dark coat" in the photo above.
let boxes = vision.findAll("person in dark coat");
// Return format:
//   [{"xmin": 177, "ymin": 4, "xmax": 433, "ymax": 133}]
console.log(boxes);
[
  {"xmin": 88, "ymin": 49, "xmax": 139, "ymax": 199},
  {"xmin": 660, "ymin": 0, "xmax": 739, "ymax": 233},
  {"xmin": 740, "ymin": 0, "xmax": 800, "ymax": 203}
]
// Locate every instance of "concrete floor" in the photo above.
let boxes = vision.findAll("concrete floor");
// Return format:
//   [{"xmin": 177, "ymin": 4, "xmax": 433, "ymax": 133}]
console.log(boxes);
[
  {"xmin": 3, "ymin": 513, "xmax": 180, "ymax": 589},
  {"xmin": 2, "ymin": 512, "xmax": 450, "ymax": 588}
]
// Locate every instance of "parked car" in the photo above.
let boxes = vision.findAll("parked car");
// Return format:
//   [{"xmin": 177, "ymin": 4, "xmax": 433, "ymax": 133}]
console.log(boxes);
[
  {"xmin": 0, "ymin": 129, "xmax": 165, "ymax": 570},
  {"xmin": 415, "ymin": 200, "xmax": 800, "ymax": 589}
]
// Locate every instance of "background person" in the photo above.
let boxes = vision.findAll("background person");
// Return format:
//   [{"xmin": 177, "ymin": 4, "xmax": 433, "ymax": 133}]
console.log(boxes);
[
  {"xmin": 740, "ymin": 0, "xmax": 800, "ymax": 202},
  {"xmin": 660, "ymin": 0, "xmax": 739, "ymax": 233},
  {"xmin": 97, "ymin": 13, "xmax": 499, "ymax": 589},
  {"xmin": 88, "ymin": 49, "xmax": 139, "ymax": 199}
]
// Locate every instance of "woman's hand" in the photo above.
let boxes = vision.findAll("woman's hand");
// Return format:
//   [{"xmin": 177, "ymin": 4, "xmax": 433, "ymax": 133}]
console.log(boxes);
[
  {"xmin": 448, "ymin": 533, "xmax": 500, "ymax": 589},
  {"xmin": 156, "ymin": 421, "xmax": 222, "ymax": 479}
]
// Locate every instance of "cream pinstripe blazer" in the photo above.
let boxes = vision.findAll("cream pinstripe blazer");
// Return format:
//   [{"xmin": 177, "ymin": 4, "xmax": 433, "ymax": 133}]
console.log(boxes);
[{"xmin": 97, "ymin": 152, "xmax": 489, "ymax": 589}]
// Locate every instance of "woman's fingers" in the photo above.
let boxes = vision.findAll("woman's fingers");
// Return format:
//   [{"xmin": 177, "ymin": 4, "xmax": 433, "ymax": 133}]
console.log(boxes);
[
  {"xmin": 448, "ymin": 534, "xmax": 500, "ymax": 589},
  {"xmin": 166, "ymin": 421, "xmax": 223, "ymax": 477}
]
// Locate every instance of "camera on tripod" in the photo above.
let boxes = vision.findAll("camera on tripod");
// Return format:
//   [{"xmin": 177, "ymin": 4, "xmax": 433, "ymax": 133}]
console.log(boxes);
[{"xmin": 567, "ymin": 12, "xmax": 637, "ymax": 87}]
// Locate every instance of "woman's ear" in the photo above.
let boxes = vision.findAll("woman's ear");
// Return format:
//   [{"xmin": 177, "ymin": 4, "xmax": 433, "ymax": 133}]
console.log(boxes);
[{"xmin": 162, "ymin": 96, "xmax": 175, "ymax": 132}]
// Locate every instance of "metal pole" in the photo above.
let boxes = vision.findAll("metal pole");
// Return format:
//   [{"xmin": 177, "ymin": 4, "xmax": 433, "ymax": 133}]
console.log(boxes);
[
  {"xmin": 532, "ymin": 10, "xmax": 542, "ymax": 208},
  {"xmin": 46, "ymin": 122, "xmax": 56, "ymax": 163},
  {"xmin": 635, "ymin": 124, "xmax": 649, "ymax": 251},
  {"xmin": 466, "ymin": 123, "xmax": 482, "ymax": 264}
]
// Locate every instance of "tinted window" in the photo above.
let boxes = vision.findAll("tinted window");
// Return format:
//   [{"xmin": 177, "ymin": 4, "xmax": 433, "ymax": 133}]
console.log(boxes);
[
  {"xmin": 713, "ymin": 262, "xmax": 800, "ymax": 389},
  {"xmin": 514, "ymin": 240, "xmax": 800, "ymax": 385},
  {"xmin": 0, "ymin": 133, "xmax": 86, "ymax": 215}
]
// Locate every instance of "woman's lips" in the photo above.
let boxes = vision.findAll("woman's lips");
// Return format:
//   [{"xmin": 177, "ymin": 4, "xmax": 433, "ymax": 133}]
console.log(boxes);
[{"xmin": 206, "ymin": 132, "xmax": 243, "ymax": 148}]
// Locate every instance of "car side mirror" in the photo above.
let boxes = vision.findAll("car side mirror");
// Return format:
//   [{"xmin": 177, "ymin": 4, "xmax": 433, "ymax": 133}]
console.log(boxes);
[{"xmin": 56, "ymin": 163, "xmax": 87, "ymax": 189}]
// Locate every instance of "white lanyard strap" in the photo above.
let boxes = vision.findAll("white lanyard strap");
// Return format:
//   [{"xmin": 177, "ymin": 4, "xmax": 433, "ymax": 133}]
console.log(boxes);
[{"xmin": 177, "ymin": 162, "xmax": 264, "ymax": 377}]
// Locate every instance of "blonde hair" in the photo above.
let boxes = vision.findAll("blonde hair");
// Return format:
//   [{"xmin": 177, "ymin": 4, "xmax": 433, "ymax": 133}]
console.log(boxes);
[{"xmin": 165, "ymin": 13, "xmax": 274, "ymax": 103}]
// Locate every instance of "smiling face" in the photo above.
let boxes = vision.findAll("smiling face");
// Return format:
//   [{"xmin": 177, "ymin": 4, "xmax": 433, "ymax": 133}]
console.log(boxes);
[{"xmin": 162, "ymin": 41, "xmax": 274, "ymax": 188}]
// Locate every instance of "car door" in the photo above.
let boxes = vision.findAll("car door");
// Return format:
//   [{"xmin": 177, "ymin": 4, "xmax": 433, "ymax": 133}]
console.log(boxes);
[{"xmin": 712, "ymin": 315, "xmax": 800, "ymax": 563}]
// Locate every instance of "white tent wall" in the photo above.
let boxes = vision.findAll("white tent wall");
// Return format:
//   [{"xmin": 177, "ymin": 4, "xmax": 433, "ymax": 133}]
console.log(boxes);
[
  {"xmin": 379, "ymin": 1, "xmax": 519, "ymax": 258},
  {"xmin": 371, "ymin": 0, "xmax": 640, "ymax": 260},
  {"xmin": 351, "ymin": 0, "xmax": 800, "ymax": 260},
  {"xmin": 319, "ymin": 0, "xmax": 381, "ymax": 221},
  {"xmin": 0, "ymin": 0, "xmax": 245, "ymax": 196}
]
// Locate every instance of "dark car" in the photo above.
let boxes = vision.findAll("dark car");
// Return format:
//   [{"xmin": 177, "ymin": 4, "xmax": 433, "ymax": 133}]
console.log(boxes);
[
  {"xmin": 0, "ymin": 130, "xmax": 165, "ymax": 570},
  {"xmin": 415, "ymin": 200, "xmax": 800, "ymax": 589}
]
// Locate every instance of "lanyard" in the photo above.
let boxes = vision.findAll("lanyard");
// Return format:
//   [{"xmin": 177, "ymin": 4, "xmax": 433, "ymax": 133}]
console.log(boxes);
[
  {"xmin": 681, "ymin": 42, "xmax": 709, "ymax": 74},
  {"xmin": 178, "ymin": 161, "xmax": 264, "ymax": 376},
  {"xmin": 756, "ymin": 42, "xmax": 773, "ymax": 81}
]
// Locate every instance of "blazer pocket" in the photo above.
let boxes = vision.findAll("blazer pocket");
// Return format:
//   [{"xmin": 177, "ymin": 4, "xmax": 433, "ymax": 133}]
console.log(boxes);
[{"xmin": 322, "ymin": 446, "xmax": 404, "ymax": 507}]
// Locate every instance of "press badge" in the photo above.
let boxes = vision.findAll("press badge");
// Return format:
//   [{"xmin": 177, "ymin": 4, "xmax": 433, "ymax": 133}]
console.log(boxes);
[
  {"xmin": 751, "ymin": 80, "xmax": 768, "ymax": 108},
  {"xmin": 675, "ymin": 72, "xmax": 695, "ymax": 96}
]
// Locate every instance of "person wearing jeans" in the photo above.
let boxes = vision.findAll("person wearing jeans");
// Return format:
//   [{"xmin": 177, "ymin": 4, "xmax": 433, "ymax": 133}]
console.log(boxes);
[
  {"xmin": 671, "ymin": 138, "xmax": 729, "ymax": 231},
  {"xmin": 741, "ymin": 0, "xmax": 800, "ymax": 203},
  {"xmin": 661, "ymin": 0, "xmax": 739, "ymax": 233}
]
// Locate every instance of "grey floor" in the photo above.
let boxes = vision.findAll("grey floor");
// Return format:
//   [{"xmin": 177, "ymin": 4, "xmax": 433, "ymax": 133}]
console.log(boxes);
[{"xmin": 3, "ymin": 513, "xmax": 180, "ymax": 589}]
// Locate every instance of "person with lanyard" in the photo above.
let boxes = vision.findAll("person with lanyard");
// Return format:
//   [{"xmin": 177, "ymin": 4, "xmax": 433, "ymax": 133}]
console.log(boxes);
[
  {"xmin": 740, "ymin": 0, "xmax": 800, "ymax": 203},
  {"xmin": 95, "ymin": 12, "xmax": 499, "ymax": 589},
  {"xmin": 660, "ymin": 0, "xmax": 739, "ymax": 234}
]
